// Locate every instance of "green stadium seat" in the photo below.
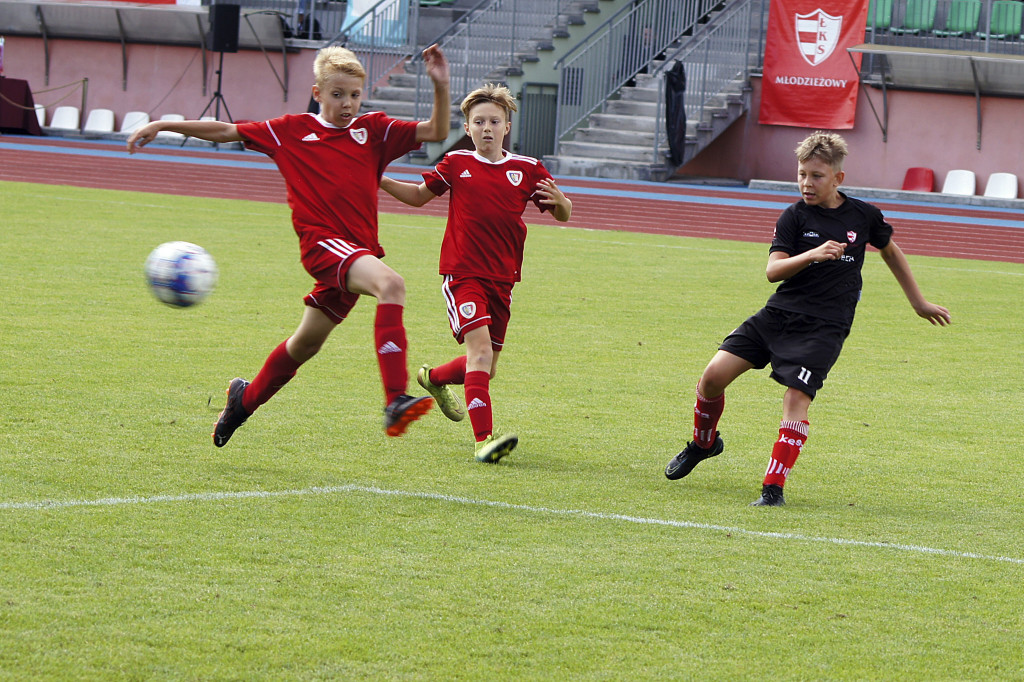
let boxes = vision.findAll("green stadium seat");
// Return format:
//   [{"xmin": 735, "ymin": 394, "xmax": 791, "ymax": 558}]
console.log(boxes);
[
  {"xmin": 892, "ymin": 0, "xmax": 938, "ymax": 34},
  {"xmin": 866, "ymin": 0, "xmax": 894, "ymax": 32},
  {"xmin": 934, "ymin": 0, "xmax": 982, "ymax": 37},
  {"xmin": 980, "ymin": 0, "xmax": 1024, "ymax": 39}
]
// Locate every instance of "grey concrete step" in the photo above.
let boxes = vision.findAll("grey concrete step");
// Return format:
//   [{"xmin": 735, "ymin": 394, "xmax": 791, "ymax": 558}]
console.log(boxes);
[
  {"xmin": 557, "ymin": 140, "xmax": 666, "ymax": 163},
  {"xmin": 588, "ymin": 114, "xmax": 701, "ymax": 139},
  {"xmin": 387, "ymin": 73, "xmax": 419, "ymax": 89},
  {"xmin": 604, "ymin": 99, "xmax": 659, "ymax": 117},
  {"xmin": 573, "ymin": 126, "xmax": 656, "ymax": 146},
  {"xmin": 589, "ymin": 113, "xmax": 658, "ymax": 133},
  {"xmin": 372, "ymin": 85, "xmax": 417, "ymax": 101},
  {"xmin": 362, "ymin": 100, "xmax": 460, "ymax": 121},
  {"xmin": 543, "ymin": 154, "xmax": 667, "ymax": 181},
  {"xmin": 620, "ymin": 86, "xmax": 661, "ymax": 103}
]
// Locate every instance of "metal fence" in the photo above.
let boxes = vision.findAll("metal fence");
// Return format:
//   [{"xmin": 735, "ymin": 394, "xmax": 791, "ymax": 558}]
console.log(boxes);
[
  {"xmin": 651, "ymin": 0, "xmax": 756, "ymax": 164},
  {"xmin": 550, "ymin": 0, "xmax": 723, "ymax": 153},
  {"xmin": 408, "ymin": 0, "xmax": 581, "ymax": 119},
  {"xmin": 325, "ymin": 0, "xmax": 421, "ymax": 90},
  {"xmin": 867, "ymin": 0, "xmax": 1024, "ymax": 55}
]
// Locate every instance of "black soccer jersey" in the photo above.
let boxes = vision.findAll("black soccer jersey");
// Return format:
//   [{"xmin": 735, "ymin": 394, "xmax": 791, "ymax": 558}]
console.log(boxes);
[{"xmin": 766, "ymin": 192, "xmax": 893, "ymax": 326}]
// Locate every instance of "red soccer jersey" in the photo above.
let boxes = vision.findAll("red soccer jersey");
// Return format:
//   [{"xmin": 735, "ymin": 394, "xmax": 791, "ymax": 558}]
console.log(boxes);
[
  {"xmin": 237, "ymin": 111, "xmax": 419, "ymax": 259},
  {"xmin": 423, "ymin": 149, "xmax": 552, "ymax": 283}
]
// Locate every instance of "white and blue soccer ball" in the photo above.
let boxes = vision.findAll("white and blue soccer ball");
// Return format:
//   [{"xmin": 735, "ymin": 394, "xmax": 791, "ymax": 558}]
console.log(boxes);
[{"xmin": 144, "ymin": 241, "xmax": 218, "ymax": 307}]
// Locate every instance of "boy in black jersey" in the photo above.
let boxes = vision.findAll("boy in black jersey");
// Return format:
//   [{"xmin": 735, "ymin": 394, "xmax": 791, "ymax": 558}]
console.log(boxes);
[{"xmin": 664, "ymin": 131, "xmax": 951, "ymax": 506}]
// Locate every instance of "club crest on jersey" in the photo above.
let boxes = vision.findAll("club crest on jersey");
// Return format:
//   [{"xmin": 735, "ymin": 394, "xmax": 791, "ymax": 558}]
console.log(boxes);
[
  {"xmin": 847, "ymin": 230, "xmax": 857, "ymax": 243},
  {"xmin": 506, "ymin": 170, "xmax": 523, "ymax": 186},
  {"xmin": 459, "ymin": 302, "xmax": 477, "ymax": 319},
  {"xmin": 350, "ymin": 128, "xmax": 368, "ymax": 145}
]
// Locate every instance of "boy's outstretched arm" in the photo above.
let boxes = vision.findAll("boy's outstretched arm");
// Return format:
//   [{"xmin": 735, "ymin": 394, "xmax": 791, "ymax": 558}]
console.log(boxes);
[
  {"xmin": 380, "ymin": 176, "xmax": 436, "ymax": 207},
  {"xmin": 878, "ymin": 240, "xmax": 951, "ymax": 326},
  {"xmin": 415, "ymin": 44, "xmax": 451, "ymax": 143},
  {"xmin": 127, "ymin": 120, "xmax": 243, "ymax": 153},
  {"xmin": 536, "ymin": 178, "xmax": 572, "ymax": 222}
]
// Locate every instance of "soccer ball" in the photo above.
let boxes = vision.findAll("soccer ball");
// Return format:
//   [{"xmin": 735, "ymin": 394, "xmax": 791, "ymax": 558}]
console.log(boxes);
[{"xmin": 144, "ymin": 241, "xmax": 218, "ymax": 307}]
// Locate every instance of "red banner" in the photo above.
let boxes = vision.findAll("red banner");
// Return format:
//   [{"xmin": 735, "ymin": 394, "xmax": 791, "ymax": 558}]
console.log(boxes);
[{"xmin": 759, "ymin": 0, "xmax": 868, "ymax": 129}]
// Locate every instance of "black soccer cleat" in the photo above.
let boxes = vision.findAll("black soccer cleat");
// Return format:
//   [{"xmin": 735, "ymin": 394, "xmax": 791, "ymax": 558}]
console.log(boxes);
[
  {"xmin": 213, "ymin": 377, "xmax": 251, "ymax": 448},
  {"xmin": 664, "ymin": 433, "xmax": 724, "ymax": 480},
  {"xmin": 749, "ymin": 484, "xmax": 786, "ymax": 507},
  {"xmin": 384, "ymin": 393, "xmax": 434, "ymax": 437}
]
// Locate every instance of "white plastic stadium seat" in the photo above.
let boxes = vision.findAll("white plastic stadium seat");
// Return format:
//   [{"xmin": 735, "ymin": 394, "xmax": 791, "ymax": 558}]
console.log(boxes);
[
  {"xmin": 983, "ymin": 172, "xmax": 1018, "ymax": 199},
  {"xmin": 119, "ymin": 111, "xmax": 150, "ymax": 134},
  {"xmin": 83, "ymin": 108, "xmax": 115, "ymax": 134},
  {"xmin": 35, "ymin": 104, "xmax": 46, "ymax": 128},
  {"xmin": 156, "ymin": 113, "xmax": 186, "ymax": 141},
  {"xmin": 941, "ymin": 169, "xmax": 976, "ymax": 196},
  {"xmin": 49, "ymin": 106, "xmax": 80, "ymax": 131}
]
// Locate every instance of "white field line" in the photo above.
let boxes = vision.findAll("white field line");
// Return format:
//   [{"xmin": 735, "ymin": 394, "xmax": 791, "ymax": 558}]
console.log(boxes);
[{"xmin": 2, "ymin": 483, "xmax": 1022, "ymax": 566}]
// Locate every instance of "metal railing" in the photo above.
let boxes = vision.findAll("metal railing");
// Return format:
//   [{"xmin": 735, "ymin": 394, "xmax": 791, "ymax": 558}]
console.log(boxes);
[
  {"xmin": 331, "ymin": 0, "xmax": 421, "ymax": 90},
  {"xmin": 867, "ymin": 0, "xmax": 1024, "ymax": 55},
  {"xmin": 408, "ymin": 0, "xmax": 580, "ymax": 119},
  {"xmin": 651, "ymin": 0, "xmax": 756, "ymax": 165},
  {"xmin": 550, "ymin": 0, "xmax": 722, "ymax": 154}
]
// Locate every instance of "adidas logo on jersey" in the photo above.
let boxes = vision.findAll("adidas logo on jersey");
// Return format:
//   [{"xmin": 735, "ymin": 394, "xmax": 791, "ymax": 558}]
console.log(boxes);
[
  {"xmin": 302, "ymin": 132, "xmax": 320, "ymax": 142},
  {"xmin": 460, "ymin": 170, "xmax": 472, "ymax": 178},
  {"xmin": 377, "ymin": 341, "xmax": 402, "ymax": 355},
  {"xmin": 467, "ymin": 397, "xmax": 488, "ymax": 411}
]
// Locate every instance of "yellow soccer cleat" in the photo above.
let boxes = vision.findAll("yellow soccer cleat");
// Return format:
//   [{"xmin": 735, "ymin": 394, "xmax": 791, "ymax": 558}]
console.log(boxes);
[
  {"xmin": 417, "ymin": 364, "xmax": 466, "ymax": 422},
  {"xmin": 474, "ymin": 432, "xmax": 518, "ymax": 463}
]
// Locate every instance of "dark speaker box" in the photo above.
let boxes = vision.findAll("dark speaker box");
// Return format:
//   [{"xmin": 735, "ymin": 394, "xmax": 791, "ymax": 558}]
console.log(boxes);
[{"xmin": 208, "ymin": 4, "xmax": 240, "ymax": 53}]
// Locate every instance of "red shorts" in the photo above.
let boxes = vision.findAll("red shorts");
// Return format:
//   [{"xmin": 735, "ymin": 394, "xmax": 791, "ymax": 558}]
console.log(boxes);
[
  {"xmin": 441, "ymin": 275, "xmax": 513, "ymax": 350},
  {"xmin": 301, "ymin": 238, "xmax": 373, "ymax": 323}
]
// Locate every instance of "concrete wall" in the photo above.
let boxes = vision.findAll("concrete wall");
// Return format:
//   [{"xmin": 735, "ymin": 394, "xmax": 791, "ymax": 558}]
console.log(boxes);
[
  {"xmin": 679, "ymin": 77, "xmax": 1024, "ymax": 193},
  {"xmin": 6, "ymin": 35, "xmax": 319, "ymax": 126},
  {"xmin": 7, "ymin": 33, "xmax": 1023, "ymax": 193}
]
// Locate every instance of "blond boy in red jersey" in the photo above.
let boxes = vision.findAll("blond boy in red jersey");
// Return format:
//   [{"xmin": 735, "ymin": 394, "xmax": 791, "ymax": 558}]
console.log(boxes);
[
  {"xmin": 381, "ymin": 84, "xmax": 572, "ymax": 462},
  {"xmin": 128, "ymin": 45, "xmax": 451, "ymax": 444}
]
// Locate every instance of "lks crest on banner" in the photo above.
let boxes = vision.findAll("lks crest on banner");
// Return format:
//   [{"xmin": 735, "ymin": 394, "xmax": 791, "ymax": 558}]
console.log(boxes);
[{"xmin": 760, "ymin": 1, "xmax": 868, "ymax": 129}]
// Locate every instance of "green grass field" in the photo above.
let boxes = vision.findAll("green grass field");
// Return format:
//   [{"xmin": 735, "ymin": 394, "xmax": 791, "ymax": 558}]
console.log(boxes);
[{"xmin": 2, "ymin": 180, "xmax": 1023, "ymax": 680}]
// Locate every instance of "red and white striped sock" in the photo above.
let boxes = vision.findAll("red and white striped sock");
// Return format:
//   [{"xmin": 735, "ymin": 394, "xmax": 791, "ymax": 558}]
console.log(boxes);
[
  {"xmin": 763, "ymin": 420, "xmax": 810, "ymax": 488},
  {"xmin": 693, "ymin": 387, "xmax": 725, "ymax": 448}
]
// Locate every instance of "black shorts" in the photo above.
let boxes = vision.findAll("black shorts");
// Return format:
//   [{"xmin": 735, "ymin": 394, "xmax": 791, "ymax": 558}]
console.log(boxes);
[{"xmin": 719, "ymin": 307, "xmax": 850, "ymax": 399}]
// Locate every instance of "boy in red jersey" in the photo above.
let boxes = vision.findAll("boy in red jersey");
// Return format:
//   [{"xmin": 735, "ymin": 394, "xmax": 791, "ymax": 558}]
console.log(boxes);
[
  {"xmin": 127, "ymin": 44, "xmax": 451, "ymax": 445},
  {"xmin": 664, "ymin": 131, "xmax": 951, "ymax": 506},
  {"xmin": 380, "ymin": 84, "xmax": 572, "ymax": 462}
]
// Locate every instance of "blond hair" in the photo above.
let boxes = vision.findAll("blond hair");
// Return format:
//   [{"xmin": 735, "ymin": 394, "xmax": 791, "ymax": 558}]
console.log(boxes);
[
  {"xmin": 795, "ymin": 131, "xmax": 848, "ymax": 172},
  {"xmin": 313, "ymin": 46, "xmax": 366, "ymax": 88},
  {"xmin": 460, "ymin": 83, "xmax": 518, "ymax": 120}
]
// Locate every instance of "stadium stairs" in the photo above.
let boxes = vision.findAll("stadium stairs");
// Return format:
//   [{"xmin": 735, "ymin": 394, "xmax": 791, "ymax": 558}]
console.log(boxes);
[
  {"xmin": 543, "ymin": 0, "xmax": 765, "ymax": 181},
  {"xmin": 360, "ymin": 0, "xmax": 631, "ymax": 163},
  {"xmin": 543, "ymin": 59, "xmax": 753, "ymax": 181},
  {"xmin": 362, "ymin": 0, "xmax": 763, "ymax": 182}
]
